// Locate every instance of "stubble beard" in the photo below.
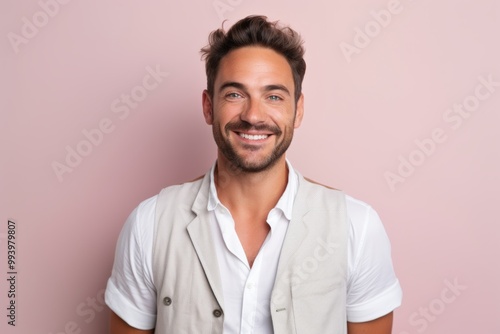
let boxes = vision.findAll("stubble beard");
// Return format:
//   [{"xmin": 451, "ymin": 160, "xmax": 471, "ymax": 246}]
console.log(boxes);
[{"xmin": 212, "ymin": 119, "xmax": 294, "ymax": 174}]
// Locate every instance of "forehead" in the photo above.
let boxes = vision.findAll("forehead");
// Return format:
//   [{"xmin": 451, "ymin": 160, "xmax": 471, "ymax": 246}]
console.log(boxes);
[{"xmin": 215, "ymin": 46, "xmax": 294, "ymax": 90}]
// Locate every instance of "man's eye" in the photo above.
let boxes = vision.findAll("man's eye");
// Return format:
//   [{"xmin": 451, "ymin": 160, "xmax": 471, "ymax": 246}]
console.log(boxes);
[
  {"xmin": 268, "ymin": 95, "xmax": 282, "ymax": 101},
  {"xmin": 226, "ymin": 92, "xmax": 242, "ymax": 99}
]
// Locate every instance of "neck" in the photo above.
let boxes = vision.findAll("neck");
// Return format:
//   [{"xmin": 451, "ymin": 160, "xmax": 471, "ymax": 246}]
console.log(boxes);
[{"xmin": 214, "ymin": 156, "xmax": 289, "ymax": 216}]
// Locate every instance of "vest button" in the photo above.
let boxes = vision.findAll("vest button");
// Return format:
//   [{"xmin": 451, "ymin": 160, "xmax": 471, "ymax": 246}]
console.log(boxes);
[
  {"xmin": 213, "ymin": 309, "xmax": 222, "ymax": 318},
  {"xmin": 163, "ymin": 297, "xmax": 172, "ymax": 306}
]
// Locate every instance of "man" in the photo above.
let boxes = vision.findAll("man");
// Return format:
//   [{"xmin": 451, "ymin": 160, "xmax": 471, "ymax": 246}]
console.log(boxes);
[{"xmin": 105, "ymin": 15, "xmax": 402, "ymax": 333}]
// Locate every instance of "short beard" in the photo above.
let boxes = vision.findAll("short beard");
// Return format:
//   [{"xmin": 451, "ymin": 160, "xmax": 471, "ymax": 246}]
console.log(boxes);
[{"xmin": 212, "ymin": 120, "xmax": 293, "ymax": 174}]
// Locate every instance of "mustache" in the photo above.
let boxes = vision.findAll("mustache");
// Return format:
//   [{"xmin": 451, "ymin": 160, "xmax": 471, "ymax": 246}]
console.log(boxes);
[{"xmin": 225, "ymin": 120, "xmax": 282, "ymax": 135}]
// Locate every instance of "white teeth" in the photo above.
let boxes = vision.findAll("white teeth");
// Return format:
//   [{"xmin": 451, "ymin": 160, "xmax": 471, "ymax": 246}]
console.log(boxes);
[{"xmin": 239, "ymin": 133, "xmax": 269, "ymax": 140}]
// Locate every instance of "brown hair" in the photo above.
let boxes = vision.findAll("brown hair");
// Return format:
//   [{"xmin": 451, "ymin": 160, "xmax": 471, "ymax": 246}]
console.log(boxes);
[{"xmin": 201, "ymin": 15, "xmax": 306, "ymax": 103}]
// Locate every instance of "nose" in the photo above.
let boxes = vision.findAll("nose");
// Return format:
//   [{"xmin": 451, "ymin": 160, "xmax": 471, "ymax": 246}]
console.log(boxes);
[{"xmin": 240, "ymin": 98, "xmax": 266, "ymax": 125}]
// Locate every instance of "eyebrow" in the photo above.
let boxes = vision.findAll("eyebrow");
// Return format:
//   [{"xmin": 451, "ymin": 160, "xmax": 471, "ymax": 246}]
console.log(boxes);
[
  {"xmin": 264, "ymin": 84, "xmax": 291, "ymax": 96},
  {"xmin": 219, "ymin": 81, "xmax": 246, "ymax": 93},
  {"xmin": 218, "ymin": 82, "xmax": 291, "ymax": 96}
]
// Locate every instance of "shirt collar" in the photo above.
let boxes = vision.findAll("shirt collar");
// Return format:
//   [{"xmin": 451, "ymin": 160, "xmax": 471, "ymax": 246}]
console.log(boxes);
[{"xmin": 207, "ymin": 160, "xmax": 298, "ymax": 221}]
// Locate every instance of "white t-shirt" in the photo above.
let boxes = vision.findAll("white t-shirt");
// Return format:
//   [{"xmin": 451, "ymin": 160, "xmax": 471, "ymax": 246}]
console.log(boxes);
[{"xmin": 105, "ymin": 163, "xmax": 402, "ymax": 331}]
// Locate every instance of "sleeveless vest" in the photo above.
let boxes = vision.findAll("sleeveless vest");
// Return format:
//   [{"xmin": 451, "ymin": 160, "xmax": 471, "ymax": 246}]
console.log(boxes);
[{"xmin": 152, "ymin": 172, "xmax": 348, "ymax": 333}]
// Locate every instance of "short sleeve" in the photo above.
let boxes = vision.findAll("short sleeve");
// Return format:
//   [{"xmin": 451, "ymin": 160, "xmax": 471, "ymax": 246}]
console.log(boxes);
[
  {"xmin": 346, "ymin": 197, "xmax": 402, "ymax": 322},
  {"xmin": 105, "ymin": 196, "xmax": 158, "ymax": 330}
]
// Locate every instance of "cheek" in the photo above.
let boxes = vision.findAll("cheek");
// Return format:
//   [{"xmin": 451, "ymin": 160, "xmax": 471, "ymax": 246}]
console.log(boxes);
[
  {"xmin": 215, "ymin": 103, "xmax": 243, "ymax": 122},
  {"xmin": 271, "ymin": 108, "xmax": 296, "ymax": 128}
]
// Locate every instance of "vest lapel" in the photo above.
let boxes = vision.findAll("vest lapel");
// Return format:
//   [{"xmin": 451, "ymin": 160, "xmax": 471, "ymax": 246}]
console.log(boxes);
[
  {"xmin": 186, "ymin": 173, "xmax": 225, "ymax": 310},
  {"xmin": 274, "ymin": 175, "xmax": 312, "ymax": 283}
]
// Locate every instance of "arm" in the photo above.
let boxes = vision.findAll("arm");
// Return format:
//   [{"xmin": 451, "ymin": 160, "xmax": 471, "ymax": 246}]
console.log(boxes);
[
  {"xmin": 105, "ymin": 198, "xmax": 158, "ymax": 333},
  {"xmin": 345, "ymin": 200, "xmax": 402, "ymax": 331},
  {"xmin": 347, "ymin": 312, "xmax": 393, "ymax": 334},
  {"xmin": 110, "ymin": 311, "xmax": 154, "ymax": 334}
]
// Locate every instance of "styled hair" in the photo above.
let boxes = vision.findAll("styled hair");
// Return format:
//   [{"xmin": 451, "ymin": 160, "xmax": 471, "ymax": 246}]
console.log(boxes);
[{"xmin": 201, "ymin": 15, "xmax": 306, "ymax": 103}]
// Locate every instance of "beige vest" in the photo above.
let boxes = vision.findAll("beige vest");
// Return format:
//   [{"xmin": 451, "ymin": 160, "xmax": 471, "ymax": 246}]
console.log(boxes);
[{"xmin": 152, "ymin": 172, "xmax": 348, "ymax": 333}]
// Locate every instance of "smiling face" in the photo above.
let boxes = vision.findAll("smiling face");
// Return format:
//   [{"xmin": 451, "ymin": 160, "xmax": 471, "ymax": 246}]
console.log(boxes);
[{"xmin": 203, "ymin": 46, "xmax": 304, "ymax": 173}]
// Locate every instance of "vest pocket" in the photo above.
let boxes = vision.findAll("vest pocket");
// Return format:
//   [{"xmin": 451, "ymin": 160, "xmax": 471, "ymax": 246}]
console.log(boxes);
[{"xmin": 291, "ymin": 278, "xmax": 346, "ymax": 333}]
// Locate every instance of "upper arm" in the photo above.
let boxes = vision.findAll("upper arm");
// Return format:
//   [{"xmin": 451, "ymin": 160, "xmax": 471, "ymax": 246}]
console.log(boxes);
[
  {"xmin": 105, "ymin": 197, "xmax": 158, "ymax": 330},
  {"xmin": 346, "ymin": 201, "xmax": 402, "ymax": 322},
  {"xmin": 347, "ymin": 312, "xmax": 393, "ymax": 334},
  {"xmin": 110, "ymin": 311, "xmax": 154, "ymax": 334}
]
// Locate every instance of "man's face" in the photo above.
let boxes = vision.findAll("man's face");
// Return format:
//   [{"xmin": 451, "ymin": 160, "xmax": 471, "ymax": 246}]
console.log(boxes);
[{"xmin": 203, "ymin": 46, "xmax": 304, "ymax": 173}]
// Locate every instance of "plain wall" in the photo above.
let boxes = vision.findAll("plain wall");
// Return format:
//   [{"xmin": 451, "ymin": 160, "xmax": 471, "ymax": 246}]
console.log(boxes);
[{"xmin": 1, "ymin": 0, "xmax": 499, "ymax": 333}]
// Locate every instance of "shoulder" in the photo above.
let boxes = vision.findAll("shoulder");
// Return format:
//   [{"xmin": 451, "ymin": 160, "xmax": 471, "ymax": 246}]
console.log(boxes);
[
  {"xmin": 344, "ymin": 194, "xmax": 379, "ymax": 230},
  {"xmin": 343, "ymin": 193, "xmax": 389, "ymax": 263},
  {"xmin": 125, "ymin": 174, "xmax": 206, "ymax": 234},
  {"xmin": 301, "ymin": 176, "xmax": 372, "ymax": 212},
  {"xmin": 302, "ymin": 177, "xmax": 340, "ymax": 191},
  {"xmin": 299, "ymin": 176, "xmax": 389, "ymax": 264},
  {"xmin": 299, "ymin": 175, "xmax": 380, "ymax": 223},
  {"xmin": 117, "ymin": 195, "xmax": 158, "ymax": 248},
  {"xmin": 157, "ymin": 174, "xmax": 206, "ymax": 202},
  {"xmin": 298, "ymin": 176, "xmax": 345, "ymax": 207}
]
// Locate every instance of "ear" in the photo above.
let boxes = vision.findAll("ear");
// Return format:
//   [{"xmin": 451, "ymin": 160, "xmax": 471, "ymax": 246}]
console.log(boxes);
[
  {"xmin": 202, "ymin": 90, "xmax": 214, "ymax": 125},
  {"xmin": 294, "ymin": 93, "xmax": 304, "ymax": 128}
]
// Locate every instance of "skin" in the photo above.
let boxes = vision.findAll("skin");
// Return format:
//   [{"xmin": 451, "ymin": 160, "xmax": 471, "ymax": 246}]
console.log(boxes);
[
  {"xmin": 347, "ymin": 312, "xmax": 394, "ymax": 334},
  {"xmin": 109, "ymin": 311, "xmax": 153, "ymax": 334},
  {"xmin": 110, "ymin": 45, "xmax": 393, "ymax": 333}
]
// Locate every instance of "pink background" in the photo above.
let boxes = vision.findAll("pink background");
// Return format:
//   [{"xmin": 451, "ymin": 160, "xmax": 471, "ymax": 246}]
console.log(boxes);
[{"xmin": 1, "ymin": 0, "xmax": 499, "ymax": 333}]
